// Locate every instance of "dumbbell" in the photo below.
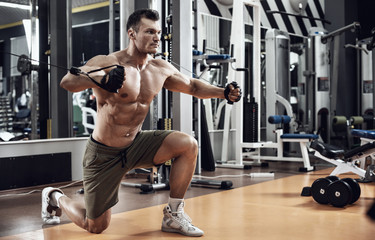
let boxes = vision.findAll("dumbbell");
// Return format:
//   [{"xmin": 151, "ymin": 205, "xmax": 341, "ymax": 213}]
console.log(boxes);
[
  {"xmin": 310, "ymin": 176, "xmax": 340, "ymax": 204},
  {"xmin": 309, "ymin": 176, "xmax": 361, "ymax": 207},
  {"xmin": 326, "ymin": 178, "xmax": 361, "ymax": 207}
]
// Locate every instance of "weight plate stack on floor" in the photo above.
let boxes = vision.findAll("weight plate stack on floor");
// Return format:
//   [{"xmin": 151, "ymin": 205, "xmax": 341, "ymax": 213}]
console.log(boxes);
[
  {"xmin": 341, "ymin": 178, "xmax": 361, "ymax": 204},
  {"xmin": 311, "ymin": 177, "xmax": 334, "ymax": 204},
  {"xmin": 326, "ymin": 175, "xmax": 340, "ymax": 182},
  {"xmin": 326, "ymin": 180, "xmax": 353, "ymax": 207}
]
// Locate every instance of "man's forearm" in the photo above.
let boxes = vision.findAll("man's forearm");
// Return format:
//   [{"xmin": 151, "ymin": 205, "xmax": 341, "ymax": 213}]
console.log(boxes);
[
  {"xmin": 191, "ymin": 79, "xmax": 225, "ymax": 99},
  {"xmin": 60, "ymin": 67, "xmax": 105, "ymax": 92}
]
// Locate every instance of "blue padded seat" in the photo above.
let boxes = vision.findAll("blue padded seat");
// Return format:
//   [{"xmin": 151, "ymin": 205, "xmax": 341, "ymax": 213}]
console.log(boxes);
[
  {"xmin": 193, "ymin": 50, "xmax": 203, "ymax": 55},
  {"xmin": 351, "ymin": 129, "xmax": 375, "ymax": 140},
  {"xmin": 206, "ymin": 54, "xmax": 231, "ymax": 60},
  {"xmin": 268, "ymin": 115, "xmax": 291, "ymax": 124},
  {"xmin": 280, "ymin": 134, "xmax": 319, "ymax": 140}
]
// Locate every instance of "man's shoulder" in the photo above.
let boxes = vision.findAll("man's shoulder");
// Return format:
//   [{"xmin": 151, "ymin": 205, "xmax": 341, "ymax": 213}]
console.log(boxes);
[
  {"xmin": 87, "ymin": 54, "xmax": 119, "ymax": 67},
  {"xmin": 149, "ymin": 58, "xmax": 166, "ymax": 64},
  {"xmin": 148, "ymin": 58, "xmax": 173, "ymax": 69}
]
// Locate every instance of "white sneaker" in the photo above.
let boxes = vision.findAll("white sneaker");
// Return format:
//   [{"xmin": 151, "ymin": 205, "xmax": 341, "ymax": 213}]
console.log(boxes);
[
  {"xmin": 41, "ymin": 187, "xmax": 63, "ymax": 224},
  {"xmin": 161, "ymin": 202, "xmax": 204, "ymax": 237}
]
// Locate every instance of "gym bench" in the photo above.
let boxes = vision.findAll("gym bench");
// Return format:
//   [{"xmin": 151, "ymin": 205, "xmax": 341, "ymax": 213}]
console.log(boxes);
[
  {"xmin": 311, "ymin": 129, "xmax": 375, "ymax": 179},
  {"xmin": 243, "ymin": 115, "xmax": 318, "ymax": 172}
]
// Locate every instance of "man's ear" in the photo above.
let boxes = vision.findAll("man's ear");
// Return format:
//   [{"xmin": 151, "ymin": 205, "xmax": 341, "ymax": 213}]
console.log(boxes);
[{"xmin": 128, "ymin": 29, "xmax": 136, "ymax": 39}]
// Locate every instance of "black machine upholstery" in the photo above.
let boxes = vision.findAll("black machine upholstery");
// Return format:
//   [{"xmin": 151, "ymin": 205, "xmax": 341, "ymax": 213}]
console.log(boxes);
[{"xmin": 311, "ymin": 140, "xmax": 375, "ymax": 160}]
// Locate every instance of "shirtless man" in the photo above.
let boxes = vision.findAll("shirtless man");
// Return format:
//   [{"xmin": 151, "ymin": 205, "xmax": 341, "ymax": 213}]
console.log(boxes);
[{"xmin": 41, "ymin": 9, "xmax": 241, "ymax": 237}]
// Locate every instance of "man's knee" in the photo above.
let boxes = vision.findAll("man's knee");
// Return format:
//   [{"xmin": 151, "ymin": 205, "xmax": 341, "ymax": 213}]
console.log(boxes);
[
  {"xmin": 87, "ymin": 221, "xmax": 110, "ymax": 234},
  {"xmin": 87, "ymin": 212, "xmax": 111, "ymax": 234},
  {"xmin": 182, "ymin": 134, "xmax": 198, "ymax": 156},
  {"xmin": 156, "ymin": 132, "xmax": 198, "ymax": 163}
]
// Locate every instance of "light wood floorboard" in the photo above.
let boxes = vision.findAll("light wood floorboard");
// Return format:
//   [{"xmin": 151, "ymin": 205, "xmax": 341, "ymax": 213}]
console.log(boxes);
[{"xmin": 1, "ymin": 167, "xmax": 375, "ymax": 240}]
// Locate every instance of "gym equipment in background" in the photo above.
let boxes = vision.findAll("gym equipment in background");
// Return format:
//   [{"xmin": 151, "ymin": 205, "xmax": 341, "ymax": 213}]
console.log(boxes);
[
  {"xmin": 243, "ymin": 115, "xmax": 318, "ymax": 172},
  {"xmin": 265, "ymin": 29, "xmax": 296, "ymax": 142},
  {"xmin": 310, "ymin": 129, "xmax": 375, "ymax": 181}
]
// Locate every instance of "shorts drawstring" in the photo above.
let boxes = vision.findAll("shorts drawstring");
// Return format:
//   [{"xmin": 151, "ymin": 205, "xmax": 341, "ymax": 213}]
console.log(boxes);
[{"xmin": 120, "ymin": 150, "xmax": 127, "ymax": 168}]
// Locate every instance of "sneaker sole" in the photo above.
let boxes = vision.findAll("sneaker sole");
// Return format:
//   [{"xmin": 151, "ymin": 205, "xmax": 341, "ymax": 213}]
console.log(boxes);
[{"xmin": 161, "ymin": 226, "xmax": 203, "ymax": 237}]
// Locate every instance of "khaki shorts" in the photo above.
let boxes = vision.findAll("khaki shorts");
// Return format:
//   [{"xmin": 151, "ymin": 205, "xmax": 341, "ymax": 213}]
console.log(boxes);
[{"xmin": 82, "ymin": 130, "xmax": 174, "ymax": 219}]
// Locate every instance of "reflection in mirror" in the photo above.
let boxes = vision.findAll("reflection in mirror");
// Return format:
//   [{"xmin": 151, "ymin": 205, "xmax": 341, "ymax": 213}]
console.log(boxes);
[
  {"xmin": 0, "ymin": 1, "xmax": 117, "ymax": 141},
  {"xmin": 0, "ymin": 2, "xmax": 32, "ymax": 141},
  {"xmin": 71, "ymin": 6, "xmax": 119, "ymax": 137}
]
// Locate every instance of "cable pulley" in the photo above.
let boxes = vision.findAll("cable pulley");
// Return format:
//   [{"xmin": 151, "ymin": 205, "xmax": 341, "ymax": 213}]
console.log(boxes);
[{"xmin": 17, "ymin": 54, "xmax": 39, "ymax": 75}]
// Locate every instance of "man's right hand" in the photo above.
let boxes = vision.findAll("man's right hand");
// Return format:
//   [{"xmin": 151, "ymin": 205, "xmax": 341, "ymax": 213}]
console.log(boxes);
[{"xmin": 100, "ymin": 65, "xmax": 125, "ymax": 93}]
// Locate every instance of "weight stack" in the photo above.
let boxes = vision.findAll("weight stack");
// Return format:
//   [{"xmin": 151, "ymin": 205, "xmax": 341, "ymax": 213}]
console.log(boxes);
[
  {"xmin": 244, "ymin": 99, "xmax": 258, "ymax": 142},
  {"xmin": 158, "ymin": 118, "xmax": 172, "ymax": 131}
]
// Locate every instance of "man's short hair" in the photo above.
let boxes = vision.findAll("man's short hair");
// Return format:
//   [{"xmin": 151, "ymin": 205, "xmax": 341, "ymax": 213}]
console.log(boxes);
[{"xmin": 126, "ymin": 9, "xmax": 160, "ymax": 32}]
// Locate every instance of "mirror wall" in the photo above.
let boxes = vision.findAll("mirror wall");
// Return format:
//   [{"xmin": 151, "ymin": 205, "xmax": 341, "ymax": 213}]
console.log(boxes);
[
  {"xmin": 0, "ymin": 0, "xmax": 117, "ymax": 141},
  {"xmin": 0, "ymin": 0, "xmax": 308, "ymax": 142}
]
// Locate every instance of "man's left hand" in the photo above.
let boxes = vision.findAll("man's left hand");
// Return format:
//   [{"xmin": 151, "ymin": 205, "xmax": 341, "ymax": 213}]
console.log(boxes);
[{"xmin": 224, "ymin": 82, "xmax": 242, "ymax": 104}]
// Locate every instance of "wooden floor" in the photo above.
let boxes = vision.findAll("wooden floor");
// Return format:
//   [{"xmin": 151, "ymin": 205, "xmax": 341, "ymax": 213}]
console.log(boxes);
[{"xmin": 1, "ymin": 166, "xmax": 375, "ymax": 240}]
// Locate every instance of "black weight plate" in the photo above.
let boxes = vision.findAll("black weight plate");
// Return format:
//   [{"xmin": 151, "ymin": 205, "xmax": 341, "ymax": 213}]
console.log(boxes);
[
  {"xmin": 341, "ymin": 178, "xmax": 361, "ymax": 204},
  {"xmin": 326, "ymin": 180, "xmax": 352, "ymax": 207},
  {"xmin": 311, "ymin": 178, "xmax": 332, "ymax": 204},
  {"xmin": 326, "ymin": 175, "xmax": 340, "ymax": 182},
  {"xmin": 17, "ymin": 54, "xmax": 29, "ymax": 73}
]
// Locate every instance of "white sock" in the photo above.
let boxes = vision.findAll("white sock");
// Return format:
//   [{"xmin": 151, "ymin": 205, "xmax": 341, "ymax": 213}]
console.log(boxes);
[
  {"xmin": 51, "ymin": 191, "xmax": 64, "ymax": 208},
  {"xmin": 168, "ymin": 197, "xmax": 184, "ymax": 212}
]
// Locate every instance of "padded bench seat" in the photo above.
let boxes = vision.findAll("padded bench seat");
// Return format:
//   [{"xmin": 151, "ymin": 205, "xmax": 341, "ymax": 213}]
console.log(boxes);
[
  {"xmin": 280, "ymin": 134, "xmax": 319, "ymax": 140},
  {"xmin": 311, "ymin": 139, "xmax": 375, "ymax": 160},
  {"xmin": 310, "ymin": 140, "xmax": 345, "ymax": 159},
  {"xmin": 344, "ymin": 141, "xmax": 375, "ymax": 159},
  {"xmin": 351, "ymin": 129, "xmax": 375, "ymax": 140}
]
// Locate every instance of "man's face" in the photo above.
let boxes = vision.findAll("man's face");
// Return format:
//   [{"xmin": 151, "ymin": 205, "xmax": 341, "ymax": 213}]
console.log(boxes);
[{"xmin": 132, "ymin": 18, "xmax": 161, "ymax": 54}]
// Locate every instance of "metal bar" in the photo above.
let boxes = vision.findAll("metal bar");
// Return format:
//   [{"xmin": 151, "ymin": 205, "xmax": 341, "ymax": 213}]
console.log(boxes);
[
  {"xmin": 321, "ymin": 22, "xmax": 360, "ymax": 44},
  {"xmin": 171, "ymin": 0, "xmax": 193, "ymax": 134},
  {"xmin": 373, "ymin": 49, "xmax": 375, "ymax": 124},
  {"xmin": 330, "ymin": 36, "xmax": 340, "ymax": 117},
  {"xmin": 119, "ymin": 0, "xmax": 134, "ymax": 50},
  {"xmin": 266, "ymin": 10, "xmax": 331, "ymax": 25},
  {"xmin": 50, "ymin": 0, "xmax": 72, "ymax": 138},
  {"xmin": 38, "ymin": 0, "xmax": 49, "ymax": 139},
  {"xmin": 109, "ymin": 0, "xmax": 115, "ymax": 53},
  {"xmin": 251, "ymin": 0, "xmax": 261, "ymax": 143},
  {"xmin": 30, "ymin": 0, "xmax": 38, "ymax": 139}
]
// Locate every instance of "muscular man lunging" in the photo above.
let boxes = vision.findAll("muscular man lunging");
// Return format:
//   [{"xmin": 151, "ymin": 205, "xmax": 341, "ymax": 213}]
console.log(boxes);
[{"xmin": 41, "ymin": 9, "xmax": 241, "ymax": 237}]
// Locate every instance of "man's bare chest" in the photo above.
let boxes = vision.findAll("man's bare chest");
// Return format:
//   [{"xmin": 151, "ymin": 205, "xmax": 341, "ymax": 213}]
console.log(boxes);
[{"xmin": 116, "ymin": 67, "xmax": 165, "ymax": 104}]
